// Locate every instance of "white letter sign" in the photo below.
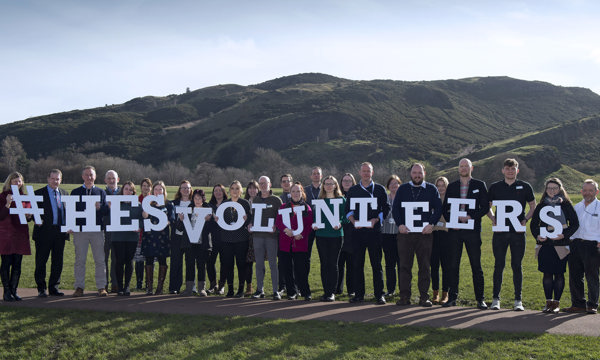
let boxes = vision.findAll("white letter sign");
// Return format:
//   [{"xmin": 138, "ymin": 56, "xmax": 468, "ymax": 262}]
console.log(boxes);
[
  {"xmin": 492, "ymin": 200, "xmax": 525, "ymax": 232},
  {"xmin": 311, "ymin": 198, "xmax": 343, "ymax": 230},
  {"xmin": 445, "ymin": 198, "xmax": 476, "ymax": 230}
]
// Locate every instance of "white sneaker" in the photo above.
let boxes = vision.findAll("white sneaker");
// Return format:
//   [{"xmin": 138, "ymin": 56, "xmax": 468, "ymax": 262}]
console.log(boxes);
[
  {"xmin": 491, "ymin": 298, "xmax": 500, "ymax": 310},
  {"xmin": 513, "ymin": 300, "xmax": 525, "ymax": 311}
]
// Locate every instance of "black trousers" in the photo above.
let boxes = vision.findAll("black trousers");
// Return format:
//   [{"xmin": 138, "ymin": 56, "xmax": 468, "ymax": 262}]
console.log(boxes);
[
  {"xmin": 447, "ymin": 230, "xmax": 485, "ymax": 301},
  {"xmin": 280, "ymin": 250, "xmax": 310, "ymax": 297},
  {"xmin": 221, "ymin": 241, "xmax": 249, "ymax": 290},
  {"xmin": 492, "ymin": 232, "xmax": 526, "ymax": 300},
  {"xmin": 186, "ymin": 245, "xmax": 210, "ymax": 283},
  {"xmin": 381, "ymin": 233, "xmax": 400, "ymax": 295},
  {"xmin": 104, "ymin": 232, "xmax": 116, "ymax": 288},
  {"xmin": 316, "ymin": 236, "xmax": 342, "ymax": 297},
  {"xmin": 1, "ymin": 254, "xmax": 22, "ymax": 290},
  {"xmin": 307, "ymin": 230, "xmax": 316, "ymax": 275},
  {"xmin": 169, "ymin": 245, "xmax": 190, "ymax": 292},
  {"xmin": 352, "ymin": 228, "xmax": 384, "ymax": 299},
  {"xmin": 430, "ymin": 230, "xmax": 451, "ymax": 292},
  {"xmin": 336, "ymin": 250, "xmax": 353, "ymax": 294},
  {"xmin": 207, "ymin": 239, "xmax": 224, "ymax": 284},
  {"xmin": 568, "ymin": 239, "xmax": 600, "ymax": 308},
  {"xmin": 112, "ymin": 241, "xmax": 137, "ymax": 291},
  {"xmin": 34, "ymin": 227, "xmax": 65, "ymax": 292}
]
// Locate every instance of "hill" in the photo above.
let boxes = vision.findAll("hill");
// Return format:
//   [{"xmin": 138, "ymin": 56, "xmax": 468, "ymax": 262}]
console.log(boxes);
[{"xmin": 2, "ymin": 73, "xmax": 600, "ymax": 186}]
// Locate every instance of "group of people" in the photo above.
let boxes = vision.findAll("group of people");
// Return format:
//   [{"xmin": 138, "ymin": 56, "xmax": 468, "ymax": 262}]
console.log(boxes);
[{"xmin": 1, "ymin": 159, "xmax": 599, "ymax": 315}]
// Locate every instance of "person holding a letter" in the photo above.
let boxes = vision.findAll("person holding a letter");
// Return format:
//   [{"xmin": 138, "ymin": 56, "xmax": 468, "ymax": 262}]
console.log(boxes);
[
  {"xmin": 563, "ymin": 179, "xmax": 600, "ymax": 314},
  {"xmin": 529, "ymin": 178, "xmax": 578, "ymax": 313},
  {"xmin": 109, "ymin": 181, "xmax": 142, "ymax": 296},
  {"xmin": 393, "ymin": 163, "xmax": 442, "ymax": 307},
  {"xmin": 1, "ymin": 172, "xmax": 32, "ymax": 301},
  {"xmin": 33, "ymin": 169, "xmax": 69, "ymax": 298},
  {"xmin": 487, "ymin": 158, "xmax": 536, "ymax": 311},
  {"xmin": 250, "ymin": 176, "xmax": 283, "ymax": 300},
  {"xmin": 345, "ymin": 162, "xmax": 389, "ymax": 305},
  {"xmin": 218, "ymin": 181, "xmax": 252, "ymax": 298},
  {"xmin": 70, "ymin": 166, "xmax": 110, "ymax": 297},
  {"xmin": 141, "ymin": 181, "xmax": 175, "ymax": 295},
  {"xmin": 442, "ymin": 158, "xmax": 490, "ymax": 309},
  {"xmin": 276, "ymin": 183, "xmax": 313, "ymax": 301},
  {"xmin": 313, "ymin": 175, "xmax": 347, "ymax": 302}
]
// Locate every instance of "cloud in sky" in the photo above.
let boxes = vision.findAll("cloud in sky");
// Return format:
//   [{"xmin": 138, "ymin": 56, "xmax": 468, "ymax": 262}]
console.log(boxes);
[{"xmin": 1, "ymin": 0, "xmax": 599, "ymax": 124}]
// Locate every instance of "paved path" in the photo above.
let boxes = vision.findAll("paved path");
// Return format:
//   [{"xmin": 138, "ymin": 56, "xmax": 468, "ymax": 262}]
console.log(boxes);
[{"xmin": 3, "ymin": 289, "xmax": 598, "ymax": 337}]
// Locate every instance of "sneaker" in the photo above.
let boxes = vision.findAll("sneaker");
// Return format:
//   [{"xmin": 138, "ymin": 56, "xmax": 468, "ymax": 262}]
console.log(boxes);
[
  {"xmin": 477, "ymin": 300, "xmax": 488, "ymax": 310},
  {"xmin": 587, "ymin": 306, "xmax": 598, "ymax": 314},
  {"xmin": 73, "ymin": 287, "xmax": 84, "ymax": 297},
  {"xmin": 251, "ymin": 290, "xmax": 265, "ymax": 299},
  {"xmin": 490, "ymin": 298, "xmax": 500, "ymax": 310},
  {"xmin": 98, "ymin": 288, "xmax": 108, "ymax": 297},
  {"xmin": 38, "ymin": 290, "xmax": 48, "ymax": 298},
  {"xmin": 376, "ymin": 296, "xmax": 387, "ymax": 305},
  {"xmin": 272, "ymin": 292, "xmax": 281, "ymax": 300},
  {"xmin": 513, "ymin": 300, "xmax": 524, "ymax": 311}
]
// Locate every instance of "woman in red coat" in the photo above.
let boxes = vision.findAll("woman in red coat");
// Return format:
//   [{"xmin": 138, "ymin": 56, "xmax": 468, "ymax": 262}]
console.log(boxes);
[
  {"xmin": 275, "ymin": 183, "xmax": 313, "ymax": 301},
  {"xmin": 1, "ymin": 172, "xmax": 32, "ymax": 301}
]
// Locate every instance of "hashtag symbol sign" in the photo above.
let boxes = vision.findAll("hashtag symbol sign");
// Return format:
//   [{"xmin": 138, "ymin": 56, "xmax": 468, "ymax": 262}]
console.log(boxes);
[{"xmin": 9, "ymin": 185, "xmax": 44, "ymax": 225}]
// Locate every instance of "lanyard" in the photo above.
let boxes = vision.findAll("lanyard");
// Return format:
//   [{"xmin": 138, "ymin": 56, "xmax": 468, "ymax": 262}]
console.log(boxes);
[{"xmin": 360, "ymin": 181, "xmax": 375, "ymax": 198}]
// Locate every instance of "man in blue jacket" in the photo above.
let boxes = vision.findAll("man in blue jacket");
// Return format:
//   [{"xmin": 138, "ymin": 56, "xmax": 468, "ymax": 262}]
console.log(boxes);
[{"xmin": 393, "ymin": 163, "xmax": 442, "ymax": 307}]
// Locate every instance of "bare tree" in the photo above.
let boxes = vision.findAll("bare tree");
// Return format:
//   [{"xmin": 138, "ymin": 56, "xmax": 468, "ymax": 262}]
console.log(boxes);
[{"xmin": 1, "ymin": 136, "xmax": 27, "ymax": 173}]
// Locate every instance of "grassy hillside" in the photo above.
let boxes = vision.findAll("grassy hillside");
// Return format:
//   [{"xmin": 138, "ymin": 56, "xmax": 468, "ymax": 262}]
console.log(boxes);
[{"xmin": 3, "ymin": 73, "xmax": 600, "ymax": 186}]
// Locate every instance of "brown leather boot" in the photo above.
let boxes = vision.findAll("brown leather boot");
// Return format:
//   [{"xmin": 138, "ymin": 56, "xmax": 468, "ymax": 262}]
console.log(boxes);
[
  {"xmin": 543, "ymin": 300, "xmax": 552, "ymax": 313},
  {"xmin": 245, "ymin": 282, "xmax": 253, "ymax": 297},
  {"xmin": 145, "ymin": 265, "xmax": 154, "ymax": 295},
  {"xmin": 440, "ymin": 291, "xmax": 449, "ymax": 305},
  {"xmin": 155, "ymin": 265, "xmax": 168, "ymax": 295},
  {"xmin": 432, "ymin": 290, "xmax": 440, "ymax": 304},
  {"xmin": 551, "ymin": 300, "xmax": 560, "ymax": 314}
]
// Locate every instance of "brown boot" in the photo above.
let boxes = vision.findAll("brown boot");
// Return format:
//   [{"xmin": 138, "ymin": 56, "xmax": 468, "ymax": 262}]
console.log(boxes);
[
  {"xmin": 432, "ymin": 290, "xmax": 440, "ymax": 305},
  {"xmin": 245, "ymin": 282, "xmax": 253, "ymax": 297},
  {"xmin": 551, "ymin": 300, "xmax": 560, "ymax": 314},
  {"xmin": 145, "ymin": 265, "xmax": 154, "ymax": 295},
  {"xmin": 155, "ymin": 265, "xmax": 168, "ymax": 295},
  {"xmin": 440, "ymin": 291, "xmax": 449, "ymax": 305},
  {"xmin": 543, "ymin": 300, "xmax": 552, "ymax": 313}
]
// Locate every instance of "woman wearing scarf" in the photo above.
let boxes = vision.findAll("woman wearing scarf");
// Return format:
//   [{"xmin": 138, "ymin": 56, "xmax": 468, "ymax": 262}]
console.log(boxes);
[{"xmin": 530, "ymin": 178, "xmax": 579, "ymax": 313}]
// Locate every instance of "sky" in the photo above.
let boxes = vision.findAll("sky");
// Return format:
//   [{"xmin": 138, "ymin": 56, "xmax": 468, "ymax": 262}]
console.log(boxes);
[{"xmin": 1, "ymin": 0, "xmax": 599, "ymax": 125}]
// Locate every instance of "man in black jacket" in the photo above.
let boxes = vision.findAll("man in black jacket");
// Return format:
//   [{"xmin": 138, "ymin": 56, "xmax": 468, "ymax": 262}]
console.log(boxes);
[
  {"xmin": 33, "ymin": 169, "xmax": 69, "ymax": 297},
  {"xmin": 345, "ymin": 162, "xmax": 389, "ymax": 305},
  {"xmin": 442, "ymin": 158, "xmax": 490, "ymax": 309}
]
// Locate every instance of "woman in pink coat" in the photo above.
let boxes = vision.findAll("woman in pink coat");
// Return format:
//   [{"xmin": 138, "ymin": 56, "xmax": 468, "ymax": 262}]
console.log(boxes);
[
  {"xmin": 275, "ymin": 183, "xmax": 313, "ymax": 301},
  {"xmin": 1, "ymin": 172, "xmax": 32, "ymax": 302}
]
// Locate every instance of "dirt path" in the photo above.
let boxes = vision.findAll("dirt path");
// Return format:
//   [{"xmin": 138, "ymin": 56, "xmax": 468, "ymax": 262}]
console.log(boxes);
[{"xmin": 3, "ymin": 288, "xmax": 598, "ymax": 337}]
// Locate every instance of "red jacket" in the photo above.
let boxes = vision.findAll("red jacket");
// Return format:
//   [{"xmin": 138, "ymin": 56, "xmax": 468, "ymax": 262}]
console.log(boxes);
[
  {"xmin": 0, "ymin": 190, "xmax": 32, "ymax": 255},
  {"xmin": 275, "ymin": 201, "xmax": 313, "ymax": 253}
]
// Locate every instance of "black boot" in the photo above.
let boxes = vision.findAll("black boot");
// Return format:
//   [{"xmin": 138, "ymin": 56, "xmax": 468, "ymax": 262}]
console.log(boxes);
[
  {"xmin": 1, "ymin": 260, "xmax": 14, "ymax": 302},
  {"xmin": 3, "ymin": 287, "xmax": 14, "ymax": 302}
]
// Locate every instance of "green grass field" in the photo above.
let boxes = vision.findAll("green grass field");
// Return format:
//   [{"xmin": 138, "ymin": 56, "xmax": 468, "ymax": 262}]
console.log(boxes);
[{"xmin": 2, "ymin": 183, "xmax": 596, "ymax": 359}]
